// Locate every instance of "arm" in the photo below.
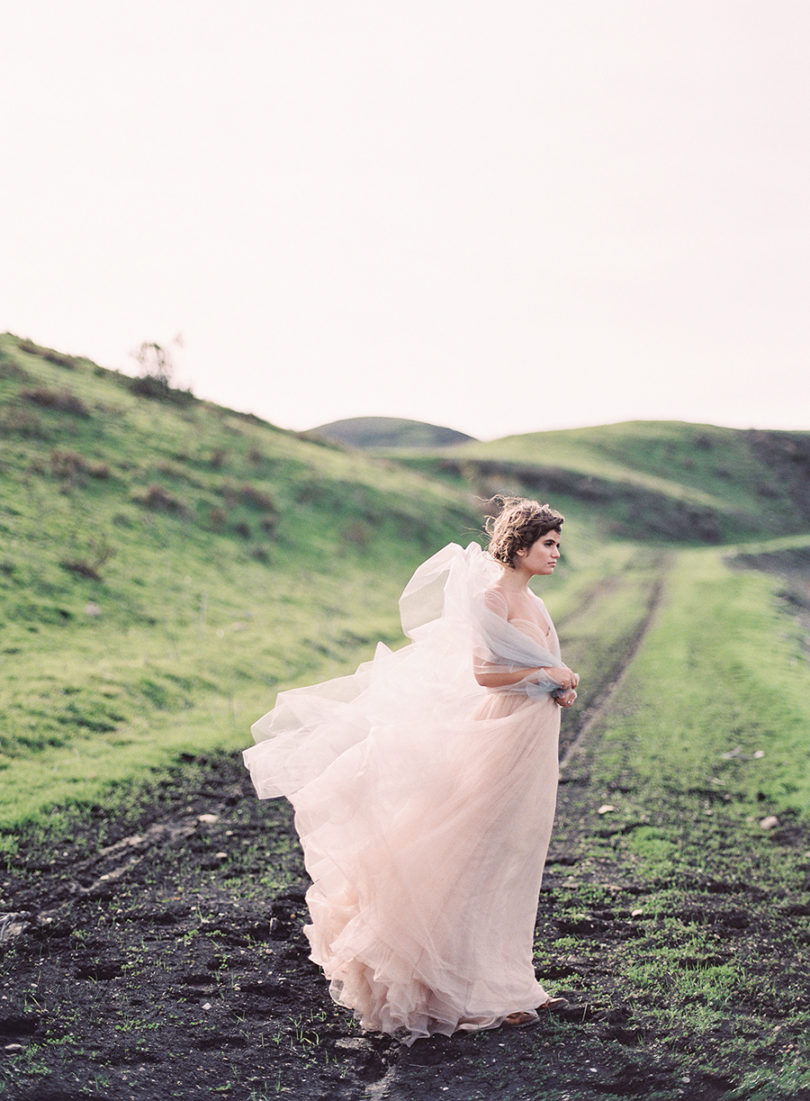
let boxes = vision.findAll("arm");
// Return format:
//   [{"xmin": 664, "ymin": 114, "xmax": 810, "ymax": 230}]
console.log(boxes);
[
  {"xmin": 475, "ymin": 665, "xmax": 548, "ymax": 689},
  {"xmin": 475, "ymin": 664, "xmax": 578, "ymax": 689}
]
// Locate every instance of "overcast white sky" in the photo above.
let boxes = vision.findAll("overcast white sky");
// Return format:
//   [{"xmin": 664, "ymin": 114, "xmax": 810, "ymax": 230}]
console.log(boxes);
[{"xmin": 2, "ymin": 1, "xmax": 808, "ymax": 440}]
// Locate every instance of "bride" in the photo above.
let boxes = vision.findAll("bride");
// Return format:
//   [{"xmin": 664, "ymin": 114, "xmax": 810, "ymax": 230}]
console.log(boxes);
[{"xmin": 243, "ymin": 496, "xmax": 579, "ymax": 1042}]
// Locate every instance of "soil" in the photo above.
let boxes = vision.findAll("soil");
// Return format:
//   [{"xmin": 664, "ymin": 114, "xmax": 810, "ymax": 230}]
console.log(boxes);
[{"xmin": 2, "ymin": 573, "xmax": 810, "ymax": 1101}]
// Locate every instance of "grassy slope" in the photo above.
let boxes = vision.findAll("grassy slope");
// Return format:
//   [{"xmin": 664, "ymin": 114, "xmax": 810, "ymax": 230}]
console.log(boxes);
[
  {"xmin": 536, "ymin": 540, "xmax": 810, "ymax": 1098},
  {"xmin": 404, "ymin": 419, "xmax": 810, "ymax": 543},
  {"xmin": 3, "ymin": 335, "xmax": 808, "ymax": 837},
  {"xmin": 596, "ymin": 543, "xmax": 810, "ymax": 812},
  {"xmin": 0, "ymin": 334, "xmax": 482, "ymax": 833},
  {"xmin": 463, "ymin": 420, "xmax": 798, "ymax": 510},
  {"xmin": 2, "ymin": 336, "xmax": 810, "ymax": 1097}
]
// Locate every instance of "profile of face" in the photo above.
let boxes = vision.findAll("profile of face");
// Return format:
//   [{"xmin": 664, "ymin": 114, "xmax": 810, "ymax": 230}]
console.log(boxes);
[{"xmin": 514, "ymin": 529, "xmax": 561, "ymax": 576}]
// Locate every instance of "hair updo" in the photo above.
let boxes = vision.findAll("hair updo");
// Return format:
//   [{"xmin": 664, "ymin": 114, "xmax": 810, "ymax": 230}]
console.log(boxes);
[{"xmin": 484, "ymin": 496, "xmax": 564, "ymax": 568}]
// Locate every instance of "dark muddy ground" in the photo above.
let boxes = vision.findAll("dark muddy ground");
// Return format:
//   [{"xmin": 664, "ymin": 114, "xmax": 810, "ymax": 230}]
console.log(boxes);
[
  {"xmin": 2, "ymin": 743, "xmax": 809, "ymax": 1101},
  {"xmin": 3, "ymin": 558, "xmax": 810, "ymax": 1100}
]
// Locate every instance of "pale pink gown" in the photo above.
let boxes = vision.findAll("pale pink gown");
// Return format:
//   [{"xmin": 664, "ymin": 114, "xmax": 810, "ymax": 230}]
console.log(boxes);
[{"xmin": 244, "ymin": 543, "xmax": 562, "ymax": 1043}]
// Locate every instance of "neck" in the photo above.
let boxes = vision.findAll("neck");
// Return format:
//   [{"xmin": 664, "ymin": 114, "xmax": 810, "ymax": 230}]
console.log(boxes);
[{"xmin": 497, "ymin": 563, "xmax": 533, "ymax": 591}]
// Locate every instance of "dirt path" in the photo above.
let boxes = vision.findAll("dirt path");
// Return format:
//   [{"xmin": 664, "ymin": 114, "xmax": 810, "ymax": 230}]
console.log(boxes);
[
  {"xmin": 559, "ymin": 573, "xmax": 666, "ymax": 772},
  {"xmin": 3, "ymin": 560, "xmax": 808, "ymax": 1100}
]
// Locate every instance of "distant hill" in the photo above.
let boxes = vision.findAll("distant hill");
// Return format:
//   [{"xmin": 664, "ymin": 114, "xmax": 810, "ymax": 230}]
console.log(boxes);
[
  {"xmin": 399, "ymin": 420, "xmax": 810, "ymax": 544},
  {"xmin": 310, "ymin": 416, "xmax": 476, "ymax": 450}
]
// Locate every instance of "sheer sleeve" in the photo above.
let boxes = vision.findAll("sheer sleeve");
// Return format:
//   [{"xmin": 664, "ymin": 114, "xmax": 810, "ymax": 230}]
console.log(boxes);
[
  {"xmin": 472, "ymin": 589, "xmax": 512, "ymax": 681},
  {"xmin": 396, "ymin": 541, "xmax": 563, "ymax": 699},
  {"xmin": 472, "ymin": 587, "xmax": 562, "ymax": 696}
]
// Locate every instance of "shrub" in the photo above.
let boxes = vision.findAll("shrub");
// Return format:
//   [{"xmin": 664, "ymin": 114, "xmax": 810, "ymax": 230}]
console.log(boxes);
[
  {"xmin": 342, "ymin": 521, "xmax": 370, "ymax": 549},
  {"xmin": 60, "ymin": 537, "xmax": 117, "ymax": 581},
  {"xmin": 128, "ymin": 375, "xmax": 194, "ymax": 405},
  {"xmin": 17, "ymin": 338, "xmax": 78, "ymax": 369},
  {"xmin": 0, "ymin": 408, "xmax": 49, "ymax": 438},
  {"xmin": 50, "ymin": 450, "xmax": 110, "ymax": 483},
  {"xmin": 129, "ymin": 339, "xmax": 194, "ymax": 405},
  {"xmin": 208, "ymin": 448, "xmax": 228, "ymax": 469},
  {"xmin": 0, "ymin": 351, "xmax": 30, "ymax": 380},
  {"xmin": 233, "ymin": 521, "xmax": 251, "ymax": 539},
  {"xmin": 60, "ymin": 558, "xmax": 103, "ymax": 581},
  {"xmin": 21, "ymin": 387, "xmax": 90, "ymax": 417},
  {"xmin": 239, "ymin": 483, "xmax": 276, "ymax": 511},
  {"xmin": 133, "ymin": 485, "xmax": 188, "ymax": 515},
  {"xmin": 207, "ymin": 506, "xmax": 227, "ymax": 531}
]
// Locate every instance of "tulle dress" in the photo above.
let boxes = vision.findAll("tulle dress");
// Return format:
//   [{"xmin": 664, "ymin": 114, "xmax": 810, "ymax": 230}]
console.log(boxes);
[{"xmin": 243, "ymin": 542, "xmax": 565, "ymax": 1043}]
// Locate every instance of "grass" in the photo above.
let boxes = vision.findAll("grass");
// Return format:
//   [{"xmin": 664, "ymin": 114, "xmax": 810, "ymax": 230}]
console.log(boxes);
[
  {"xmin": 461, "ymin": 420, "xmax": 804, "ymax": 518},
  {"xmin": 398, "ymin": 419, "xmax": 810, "ymax": 544},
  {"xmin": 2, "ymin": 332, "xmax": 810, "ymax": 1098},
  {"xmin": 591, "ymin": 543, "xmax": 810, "ymax": 813},
  {"xmin": 0, "ymin": 332, "xmax": 481, "ymax": 836},
  {"xmin": 532, "ymin": 540, "xmax": 810, "ymax": 1098}
]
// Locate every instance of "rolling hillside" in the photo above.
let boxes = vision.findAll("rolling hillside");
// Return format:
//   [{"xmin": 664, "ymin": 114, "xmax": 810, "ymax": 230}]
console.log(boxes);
[
  {"xmin": 2, "ymin": 330, "xmax": 808, "ymax": 829},
  {"xmin": 3, "ymin": 334, "xmax": 810, "ymax": 1100},
  {"xmin": 0, "ymin": 333, "xmax": 480, "ymax": 828},
  {"xmin": 402, "ymin": 420, "xmax": 810, "ymax": 543}
]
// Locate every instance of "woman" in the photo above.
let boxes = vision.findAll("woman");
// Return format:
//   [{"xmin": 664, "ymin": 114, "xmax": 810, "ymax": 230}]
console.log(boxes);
[{"xmin": 243, "ymin": 496, "xmax": 578, "ymax": 1042}]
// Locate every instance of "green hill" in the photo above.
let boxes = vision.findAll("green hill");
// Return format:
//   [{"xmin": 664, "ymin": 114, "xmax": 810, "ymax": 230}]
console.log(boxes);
[
  {"xmin": 311, "ymin": 415, "xmax": 476, "ymax": 450},
  {"xmin": 402, "ymin": 420, "xmax": 810, "ymax": 543},
  {"xmin": 3, "ymin": 335, "xmax": 810, "ymax": 1099},
  {"xmin": 2, "ymin": 332, "xmax": 809, "ymax": 834},
  {"xmin": 0, "ymin": 334, "xmax": 480, "ymax": 831}
]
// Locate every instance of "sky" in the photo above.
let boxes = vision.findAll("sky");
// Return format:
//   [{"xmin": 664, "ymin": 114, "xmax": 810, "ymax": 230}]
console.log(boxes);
[{"xmin": 2, "ymin": 0, "xmax": 808, "ymax": 441}]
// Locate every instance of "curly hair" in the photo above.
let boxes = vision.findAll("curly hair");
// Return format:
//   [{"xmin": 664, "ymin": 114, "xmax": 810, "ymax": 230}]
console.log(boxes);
[{"xmin": 484, "ymin": 496, "xmax": 564, "ymax": 568}]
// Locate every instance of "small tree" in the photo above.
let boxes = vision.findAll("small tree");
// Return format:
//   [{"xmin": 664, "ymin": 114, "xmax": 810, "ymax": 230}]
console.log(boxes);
[
  {"xmin": 129, "ymin": 334, "xmax": 192, "ymax": 403},
  {"xmin": 132, "ymin": 340, "xmax": 176, "ymax": 388}
]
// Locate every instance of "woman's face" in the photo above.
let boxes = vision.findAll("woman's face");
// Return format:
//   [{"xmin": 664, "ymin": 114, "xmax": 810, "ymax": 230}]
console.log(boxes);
[{"xmin": 516, "ymin": 529, "xmax": 561, "ymax": 575}]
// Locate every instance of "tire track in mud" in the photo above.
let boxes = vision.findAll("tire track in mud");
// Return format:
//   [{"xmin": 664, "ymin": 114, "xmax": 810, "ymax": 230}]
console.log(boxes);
[{"xmin": 559, "ymin": 566, "xmax": 668, "ymax": 773}]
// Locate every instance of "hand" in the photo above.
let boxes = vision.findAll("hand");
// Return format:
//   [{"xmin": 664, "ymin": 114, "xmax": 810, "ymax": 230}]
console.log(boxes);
[
  {"xmin": 555, "ymin": 689, "xmax": 577, "ymax": 709},
  {"xmin": 545, "ymin": 666, "xmax": 578, "ymax": 691}
]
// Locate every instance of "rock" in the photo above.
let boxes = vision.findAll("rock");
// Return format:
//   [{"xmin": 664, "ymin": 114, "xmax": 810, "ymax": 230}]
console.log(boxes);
[
  {"xmin": 759, "ymin": 815, "xmax": 779, "ymax": 830},
  {"xmin": 197, "ymin": 814, "xmax": 219, "ymax": 824},
  {"xmin": 84, "ymin": 601, "xmax": 101, "ymax": 616},
  {"xmin": 597, "ymin": 804, "xmax": 616, "ymax": 815},
  {"xmin": 335, "ymin": 1037, "xmax": 375, "ymax": 1052},
  {"xmin": 4, "ymin": 1044, "xmax": 24, "ymax": 1053},
  {"xmin": 0, "ymin": 912, "xmax": 31, "ymax": 942}
]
